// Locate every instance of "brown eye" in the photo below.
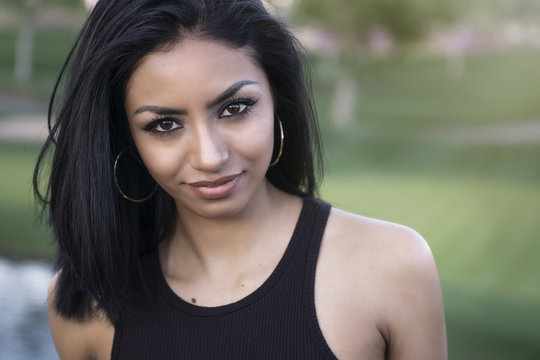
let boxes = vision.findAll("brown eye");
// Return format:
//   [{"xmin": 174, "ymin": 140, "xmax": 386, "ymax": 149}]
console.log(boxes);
[
  {"xmin": 156, "ymin": 119, "xmax": 178, "ymax": 132},
  {"xmin": 226, "ymin": 104, "xmax": 242, "ymax": 115},
  {"xmin": 144, "ymin": 117, "xmax": 182, "ymax": 135},
  {"xmin": 221, "ymin": 103, "xmax": 247, "ymax": 117}
]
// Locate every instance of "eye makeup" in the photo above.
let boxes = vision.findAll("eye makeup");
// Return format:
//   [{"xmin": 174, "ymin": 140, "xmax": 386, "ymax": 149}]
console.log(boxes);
[
  {"xmin": 143, "ymin": 117, "xmax": 183, "ymax": 136},
  {"xmin": 140, "ymin": 96, "xmax": 260, "ymax": 137},
  {"xmin": 218, "ymin": 97, "xmax": 259, "ymax": 119}
]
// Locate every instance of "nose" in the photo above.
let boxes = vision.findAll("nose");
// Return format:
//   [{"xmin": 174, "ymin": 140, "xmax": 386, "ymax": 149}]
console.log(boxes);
[{"xmin": 189, "ymin": 122, "xmax": 229, "ymax": 172}]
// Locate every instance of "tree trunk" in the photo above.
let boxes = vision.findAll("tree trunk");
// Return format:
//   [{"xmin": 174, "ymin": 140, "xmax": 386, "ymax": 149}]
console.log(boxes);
[
  {"xmin": 15, "ymin": 17, "xmax": 36, "ymax": 86},
  {"xmin": 331, "ymin": 72, "xmax": 358, "ymax": 128}
]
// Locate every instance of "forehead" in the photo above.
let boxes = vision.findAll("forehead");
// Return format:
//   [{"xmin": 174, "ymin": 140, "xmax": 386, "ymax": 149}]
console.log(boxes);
[{"xmin": 126, "ymin": 39, "xmax": 266, "ymax": 99}]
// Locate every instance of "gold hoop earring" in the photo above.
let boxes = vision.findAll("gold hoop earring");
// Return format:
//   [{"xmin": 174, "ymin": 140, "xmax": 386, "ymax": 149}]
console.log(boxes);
[
  {"xmin": 114, "ymin": 147, "xmax": 158, "ymax": 203},
  {"xmin": 270, "ymin": 120, "xmax": 284, "ymax": 167}
]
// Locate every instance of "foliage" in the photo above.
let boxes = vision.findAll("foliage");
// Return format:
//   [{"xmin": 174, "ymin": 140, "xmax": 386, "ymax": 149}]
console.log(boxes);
[
  {"xmin": 470, "ymin": 0, "xmax": 540, "ymax": 23},
  {"xmin": 295, "ymin": 0, "xmax": 463, "ymax": 43},
  {"xmin": 1, "ymin": 0, "xmax": 85, "ymax": 84},
  {"xmin": 2, "ymin": 0, "xmax": 84, "ymax": 14},
  {"xmin": 0, "ymin": 29, "xmax": 78, "ymax": 99}
]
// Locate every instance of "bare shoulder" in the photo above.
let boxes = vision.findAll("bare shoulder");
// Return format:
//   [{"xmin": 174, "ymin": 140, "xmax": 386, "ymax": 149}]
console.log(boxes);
[
  {"xmin": 323, "ymin": 207, "xmax": 439, "ymax": 287},
  {"xmin": 320, "ymin": 207, "xmax": 439, "ymax": 295},
  {"xmin": 315, "ymin": 207, "xmax": 447, "ymax": 359},
  {"xmin": 47, "ymin": 273, "xmax": 114, "ymax": 360}
]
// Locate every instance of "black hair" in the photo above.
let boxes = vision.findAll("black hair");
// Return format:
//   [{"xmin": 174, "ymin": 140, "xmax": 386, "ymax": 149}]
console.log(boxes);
[{"xmin": 34, "ymin": 0, "xmax": 322, "ymax": 323}]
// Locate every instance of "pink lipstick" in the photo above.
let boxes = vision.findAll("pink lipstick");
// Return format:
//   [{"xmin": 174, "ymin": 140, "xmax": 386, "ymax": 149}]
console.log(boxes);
[{"xmin": 186, "ymin": 173, "xmax": 242, "ymax": 199}]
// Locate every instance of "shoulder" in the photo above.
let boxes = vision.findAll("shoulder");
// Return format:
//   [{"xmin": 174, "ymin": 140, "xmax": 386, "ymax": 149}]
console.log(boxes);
[
  {"xmin": 323, "ymin": 206, "xmax": 438, "ymax": 282},
  {"xmin": 315, "ymin": 206, "xmax": 447, "ymax": 359},
  {"xmin": 47, "ymin": 273, "xmax": 114, "ymax": 360},
  {"xmin": 320, "ymin": 207, "xmax": 437, "ymax": 289}
]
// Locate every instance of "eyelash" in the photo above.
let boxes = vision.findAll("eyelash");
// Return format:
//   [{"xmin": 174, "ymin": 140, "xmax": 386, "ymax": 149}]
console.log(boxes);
[
  {"xmin": 143, "ymin": 97, "xmax": 259, "ymax": 137},
  {"xmin": 218, "ymin": 97, "xmax": 258, "ymax": 119},
  {"xmin": 144, "ymin": 117, "xmax": 182, "ymax": 137}
]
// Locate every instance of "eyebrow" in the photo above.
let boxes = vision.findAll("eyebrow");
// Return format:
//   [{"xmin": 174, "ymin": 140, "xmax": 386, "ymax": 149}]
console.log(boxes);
[
  {"xmin": 133, "ymin": 105, "xmax": 186, "ymax": 116},
  {"xmin": 133, "ymin": 80, "xmax": 259, "ymax": 116}
]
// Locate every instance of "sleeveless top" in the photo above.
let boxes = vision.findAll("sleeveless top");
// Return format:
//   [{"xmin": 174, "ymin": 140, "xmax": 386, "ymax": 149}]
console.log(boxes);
[{"xmin": 111, "ymin": 197, "xmax": 338, "ymax": 359}]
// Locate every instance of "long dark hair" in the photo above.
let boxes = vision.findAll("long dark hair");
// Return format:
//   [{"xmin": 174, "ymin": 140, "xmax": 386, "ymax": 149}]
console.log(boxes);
[{"xmin": 34, "ymin": 0, "xmax": 322, "ymax": 323}]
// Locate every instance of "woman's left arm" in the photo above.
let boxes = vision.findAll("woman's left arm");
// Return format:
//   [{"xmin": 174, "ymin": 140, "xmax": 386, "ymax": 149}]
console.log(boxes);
[{"xmin": 382, "ymin": 227, "xmax": 447, "ymax": 360}]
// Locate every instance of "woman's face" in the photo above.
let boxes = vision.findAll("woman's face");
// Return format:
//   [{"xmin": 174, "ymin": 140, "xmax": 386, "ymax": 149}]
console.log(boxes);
[{"xmin": 125, "ymin": 38, "xmax": 275, "ymax": 218}]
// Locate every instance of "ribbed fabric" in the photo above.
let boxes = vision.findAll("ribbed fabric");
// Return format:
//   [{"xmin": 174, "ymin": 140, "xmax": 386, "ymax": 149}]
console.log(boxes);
[{"xmin": 111, "ymin": 197, "xmax": 337, "ymax": 359}]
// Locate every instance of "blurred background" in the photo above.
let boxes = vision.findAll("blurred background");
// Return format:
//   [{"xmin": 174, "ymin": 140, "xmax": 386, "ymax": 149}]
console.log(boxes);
[{"xmin": 0, "ymin": 0, "xmax": 539, "ymax": 358}]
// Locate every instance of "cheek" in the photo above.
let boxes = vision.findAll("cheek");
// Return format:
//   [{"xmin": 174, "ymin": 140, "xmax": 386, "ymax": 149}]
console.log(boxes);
[
  {"xmin": 128, "ymin": 122, "xmax": 180, "ymax": 182},
  {"xmin": 134, "ymin": 139, "xmax": 186, "ymax": 187},
  {"xmin": 230, "ymin": 117, "xmax": 274, "ymax": 163}
]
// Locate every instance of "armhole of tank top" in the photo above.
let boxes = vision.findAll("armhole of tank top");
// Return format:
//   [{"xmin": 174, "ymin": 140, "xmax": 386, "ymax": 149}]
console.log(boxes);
[
  {"xmin": 110, "ymin": 319, "xmax": 122, "ymax": 360},
  {"xmin": 303, "ymin": 199, "xmax": 339, "ymax": 360}
]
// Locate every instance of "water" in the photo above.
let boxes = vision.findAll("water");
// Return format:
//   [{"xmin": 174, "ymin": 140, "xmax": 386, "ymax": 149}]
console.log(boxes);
[{"xmin": 0, "ymin": 258, "xmax": 57, "ymax": 360}]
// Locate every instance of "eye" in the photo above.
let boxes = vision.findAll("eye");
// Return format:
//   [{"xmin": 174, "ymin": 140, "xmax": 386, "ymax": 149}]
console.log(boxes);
[
  {"xmin": 144, "ymin": 117, "xmax": 183, "ymax": 135},
  {"xmin": 219, "ymin": 98, "xmax": 258, "ymax": 118},
  {"xmin": 221, "ymin": 103, "xmax": 247, "ymax": 117},
  {"xmin": 155, "ymin": 119, "xmax": 180, "ymax": 132}
]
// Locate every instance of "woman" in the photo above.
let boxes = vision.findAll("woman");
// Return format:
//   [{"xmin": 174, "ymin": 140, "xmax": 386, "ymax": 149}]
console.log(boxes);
[{"xmin": 35, "ymin": 0, "xmax": 447, "ymax": 359}]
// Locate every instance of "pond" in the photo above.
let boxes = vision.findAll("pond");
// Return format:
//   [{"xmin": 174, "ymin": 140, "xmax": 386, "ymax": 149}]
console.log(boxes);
[{"xmin": 0, "ymin": 257, "xmax": 57, "ymax": 360}]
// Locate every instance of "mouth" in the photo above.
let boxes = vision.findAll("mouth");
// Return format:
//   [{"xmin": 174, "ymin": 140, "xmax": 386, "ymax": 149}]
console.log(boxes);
[
  {"xmin": 187, "ymin": 173, "xmax": 243, "ymax": 188},
  {"xmin": 186, "ymin": 172, "xmax": 243, "ymax": 200}
]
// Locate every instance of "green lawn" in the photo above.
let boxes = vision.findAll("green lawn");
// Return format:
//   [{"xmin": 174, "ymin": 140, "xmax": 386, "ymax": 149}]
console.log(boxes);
[
  {"xmin": 356, "ymin": 50, "xmax": 540, "ymax": 126},
  {"xmin": 0, "ymin": 143, "xmax": 53, "ymax": 259},
  {"xmin": 323, "ymin": 170, "xmax": 540, "ymax": 302},
  {"xmin": 312, "ymin": 49, "xmax": 540, "ymax": 132}
]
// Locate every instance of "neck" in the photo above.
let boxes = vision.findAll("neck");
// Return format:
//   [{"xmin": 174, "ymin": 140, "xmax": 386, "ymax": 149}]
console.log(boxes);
[{"xmin": 160, "ymin": 182, "xmax": 302, "ymax": 281}]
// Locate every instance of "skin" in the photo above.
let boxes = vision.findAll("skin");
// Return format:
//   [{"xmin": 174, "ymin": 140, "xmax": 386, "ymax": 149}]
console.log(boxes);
[{"xmin": 48, "ymin": 38, "xmax": 447, "ymax": 359}]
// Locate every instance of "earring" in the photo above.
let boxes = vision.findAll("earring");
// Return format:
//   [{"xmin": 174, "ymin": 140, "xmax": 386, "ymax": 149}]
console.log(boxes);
[
  {"xmin": 114, "ymin": 147, "xmax": 158, "ymax": 203},
  {"xmin": 270, "ymin": 120, "xmax": 284, "ymax": 167}
]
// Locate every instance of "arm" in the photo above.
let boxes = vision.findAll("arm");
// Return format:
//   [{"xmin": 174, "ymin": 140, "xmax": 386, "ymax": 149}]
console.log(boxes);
[
  {"xmin": 47, "ymin": 274, "xmax": 114, "ymax": 360},
  {"xmin": 382, "ymin": 227, "xmax": 447, "ymax": 360},
  {"xmin": 315, "ymin": 209, "xmax": 446, "ymax": 359}
]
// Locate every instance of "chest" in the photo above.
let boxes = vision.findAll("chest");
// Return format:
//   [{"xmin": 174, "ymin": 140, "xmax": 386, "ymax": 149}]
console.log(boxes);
[
  {"xmin": 112, "ymin": 268, "xmax": 335, "ymax": 359},
  {"xmin": 111, "ymin": 199, "xmax": 387, "ymax": 359}
]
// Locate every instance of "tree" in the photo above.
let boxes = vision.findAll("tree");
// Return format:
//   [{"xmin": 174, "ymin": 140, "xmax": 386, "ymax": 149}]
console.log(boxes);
[
  {"xmin": 2, "ymin": 0, "xmax": 85, "ymax": 86},
  {"xmin": 295, "ymin": 0, "xmax": 461, "ymax": 44},
  {"xmin": 293, "ymin": 0, "xmax": 463, "ymax": 127}
]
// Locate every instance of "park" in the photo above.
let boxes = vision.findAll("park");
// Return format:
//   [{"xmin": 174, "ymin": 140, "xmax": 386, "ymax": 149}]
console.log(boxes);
[{"xmin": 1, "ymin": 0, "xmax": 539, "ymax": 358}]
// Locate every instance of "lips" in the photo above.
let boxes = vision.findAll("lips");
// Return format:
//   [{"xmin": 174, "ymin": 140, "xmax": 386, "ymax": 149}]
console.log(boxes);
[
  {"xmin": 186, "ymin": 173, "xmax": 242, "ymax": 199},
  {"xmin": 187, "ymin": 173, "xmax": 241, "ymax": 188}
]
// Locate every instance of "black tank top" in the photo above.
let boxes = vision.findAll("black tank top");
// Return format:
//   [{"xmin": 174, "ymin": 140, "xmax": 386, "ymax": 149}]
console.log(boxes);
[{"xmin": 111, "ymin": 197, "xmax": 337, "ymax": 359}]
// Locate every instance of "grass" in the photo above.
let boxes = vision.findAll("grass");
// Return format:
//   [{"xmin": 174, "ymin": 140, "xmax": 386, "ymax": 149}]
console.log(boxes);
[
  {"xmin": 444, "ymin": 283, "xmax": 540, "ymax": 359},
  {"xmin": 0, "ymin": 143, "xmax": 53, "ymax": 259},
  {"xmin": 322, "ymin": 169, "xmax": 540, "ymax": 301},
  {"xmin": 360, "ymin": 50, "xmax": 540, "ymax": 124},
  {"xmin": 312, "ymin": 48, "xmax": 540, "ymax": 130}
]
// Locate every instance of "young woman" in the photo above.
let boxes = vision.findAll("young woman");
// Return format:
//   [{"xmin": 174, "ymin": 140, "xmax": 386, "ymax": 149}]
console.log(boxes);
[{"xmin": 35, "ymin": 0, "xmax": 447, "ymax": 358}]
